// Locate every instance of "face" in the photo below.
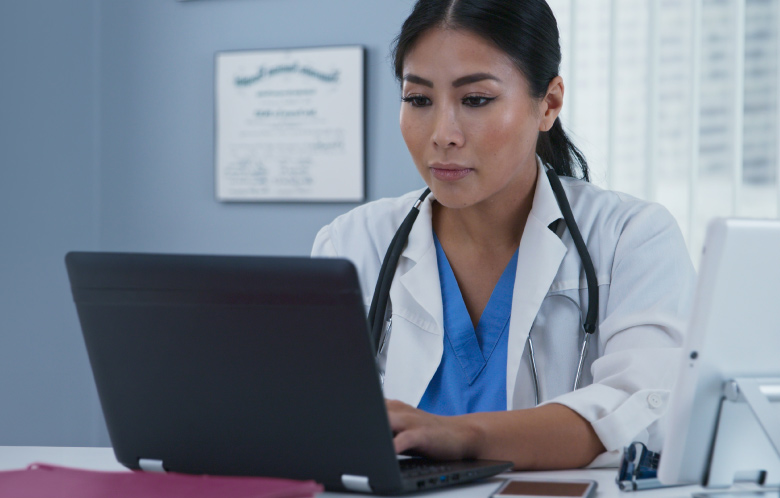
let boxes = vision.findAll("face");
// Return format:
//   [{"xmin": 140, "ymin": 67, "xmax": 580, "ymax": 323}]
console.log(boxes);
[{"xmin": 400, "ymin": 28, "xmax": 562, "ymax": 210}]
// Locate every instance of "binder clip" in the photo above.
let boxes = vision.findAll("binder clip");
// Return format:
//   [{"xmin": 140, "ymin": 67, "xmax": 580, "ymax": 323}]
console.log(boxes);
[{"xmin": 617, "ymin": 442, "xmax": 664, "ymax": 491}]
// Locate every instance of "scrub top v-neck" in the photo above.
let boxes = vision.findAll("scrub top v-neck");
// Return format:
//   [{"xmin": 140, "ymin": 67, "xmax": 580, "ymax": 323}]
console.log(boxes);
[{"xmin": 417, "ymin": 233, "xmax": 518, "ymax": 416}]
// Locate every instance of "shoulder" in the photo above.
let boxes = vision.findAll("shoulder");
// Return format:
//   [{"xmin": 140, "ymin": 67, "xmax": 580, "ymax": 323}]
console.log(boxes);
[
  {"xmin": 312, "ymin": 188, "xmax": 426, "ymax": 259},
  {"xmin": 552, "ymin": 176, "xmax": 693, "ymax": 292},
  {"xmin": 558, "ymin": 176, "xmax": 680, "ymax": 243},
  {"xmin": 311, "ymin": 188, "xmax": 429, "ymax": 301}
]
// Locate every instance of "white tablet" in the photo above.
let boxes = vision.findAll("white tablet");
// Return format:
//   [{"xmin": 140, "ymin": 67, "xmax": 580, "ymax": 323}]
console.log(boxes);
[{"xmin": 657, "ymin": 218, "xmax": 780, "ymax": 487}]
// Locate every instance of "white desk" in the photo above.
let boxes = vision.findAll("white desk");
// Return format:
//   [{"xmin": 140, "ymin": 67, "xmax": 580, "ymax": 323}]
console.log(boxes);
[{"xmin": 0, "ymin": 446, "xmax": 701, "ymax": 498}]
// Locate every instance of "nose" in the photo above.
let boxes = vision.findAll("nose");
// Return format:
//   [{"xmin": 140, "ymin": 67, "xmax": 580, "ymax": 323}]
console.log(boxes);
[{"xmin": 431, "ymin": 105, "xmax": 464, "ymax": 149}]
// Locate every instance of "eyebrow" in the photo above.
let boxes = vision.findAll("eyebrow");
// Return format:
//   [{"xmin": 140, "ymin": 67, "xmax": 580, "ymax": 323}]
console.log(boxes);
[
  {"xmin": 402, "ymin": 72, "xmax": 501, "ymax": 88},
  {"xmin": 403, "ymin": 74, "xmax": 434, "ymax": 87},
  {"xmin": 452, "ymin": 73, "xmax": 501, "ymax": 87}
]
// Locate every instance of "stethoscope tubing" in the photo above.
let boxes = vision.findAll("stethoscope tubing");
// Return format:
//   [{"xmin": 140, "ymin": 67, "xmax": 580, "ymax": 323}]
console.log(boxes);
[
  {"xmin": 526, "ymin": 336, "xmax": 541, "ymax": 406},
  {"xmin": 368, "ymin": 188, "xmax": 431, "ymax": 354},
  {"xmin": 573, "ymin": 332, "xmax": 592, "ymax": 391},
  {"xmin": 545, "ymin": 169, "xmax": 599, "ymax": 334},
  {"xmin": 369, "ymin": 167, "xmax": 598, "ymax": 405}
]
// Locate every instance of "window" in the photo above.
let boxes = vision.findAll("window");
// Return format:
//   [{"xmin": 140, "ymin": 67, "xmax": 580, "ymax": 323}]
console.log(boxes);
[{"xmin": 548, "ymin": 0, "xmax": 780, "ymax": 264}]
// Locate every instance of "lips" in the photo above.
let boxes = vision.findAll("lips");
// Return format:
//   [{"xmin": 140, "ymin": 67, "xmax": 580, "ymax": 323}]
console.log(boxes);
[{"xmin": 429, "ymin": 163, "xmax": 473, "ymax": 182}]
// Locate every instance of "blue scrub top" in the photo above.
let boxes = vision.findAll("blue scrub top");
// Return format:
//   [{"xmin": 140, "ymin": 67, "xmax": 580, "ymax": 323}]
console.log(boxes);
[{"xmin": 417, "ymin": 233, "xmax": 517, "ymax": 416}]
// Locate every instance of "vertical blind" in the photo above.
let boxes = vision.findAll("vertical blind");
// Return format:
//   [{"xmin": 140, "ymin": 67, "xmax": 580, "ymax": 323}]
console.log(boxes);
[{"xmin": 546, "ymin": 0, "xmax": 780, "ymax": 264}]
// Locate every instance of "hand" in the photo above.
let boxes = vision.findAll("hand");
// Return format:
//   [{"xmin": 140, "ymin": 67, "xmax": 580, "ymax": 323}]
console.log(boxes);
[{"xmin": 385, "ymin": 399, "xmax": 480, "ymax": 460}]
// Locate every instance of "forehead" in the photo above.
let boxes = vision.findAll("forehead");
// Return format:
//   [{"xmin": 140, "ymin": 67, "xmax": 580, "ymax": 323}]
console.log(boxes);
[{"xmin": 402, "ymin": 28, "xmax": 520, "ymax": 83}]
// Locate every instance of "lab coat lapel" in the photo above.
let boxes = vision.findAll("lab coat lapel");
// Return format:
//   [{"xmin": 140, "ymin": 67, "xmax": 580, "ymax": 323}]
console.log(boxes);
[
  {"xmin": 383, "ymin": 195, "xmax": 445, "ymax": 406},
  {"xmin": 382, "ymin": 160, "xmax": 568, "ymax": 409},
  {"xmin": 506, "ymin": 161, "xmax": 568, "ymax": 409}
]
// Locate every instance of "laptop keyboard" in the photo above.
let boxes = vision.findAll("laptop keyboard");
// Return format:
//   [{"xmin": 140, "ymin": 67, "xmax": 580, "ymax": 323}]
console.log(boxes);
[{"xmin": 399, "ymin": 458, "xmax": 453, "ymax": 477}]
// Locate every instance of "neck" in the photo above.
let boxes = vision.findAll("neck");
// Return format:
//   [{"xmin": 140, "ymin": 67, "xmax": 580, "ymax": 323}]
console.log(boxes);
[{"xmin": 433, "ymin": 166, "xmax": 538, "ymax": 252}]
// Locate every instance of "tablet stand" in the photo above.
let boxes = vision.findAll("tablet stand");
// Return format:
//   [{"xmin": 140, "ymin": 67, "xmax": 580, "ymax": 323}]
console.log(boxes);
[{"xmin": 701, "ymin": 377, "xmax": 780, "ymax": 491}]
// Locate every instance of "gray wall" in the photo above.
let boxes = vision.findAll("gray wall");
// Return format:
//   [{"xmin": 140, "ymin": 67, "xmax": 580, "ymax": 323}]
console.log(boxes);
[
  {"xmin": 99, "ymin": 0, "xmax": 422, "ymax": 255},
  {"xmin": 0, "ymin": 0, "xmax": 103, "ymax": 446},
  {"xmin": 0, "ymin": 0, "xmax": 421, "ymax": 446}
]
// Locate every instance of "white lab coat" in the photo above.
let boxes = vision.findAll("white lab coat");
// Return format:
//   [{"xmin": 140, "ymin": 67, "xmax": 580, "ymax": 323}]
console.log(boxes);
[{"xmin": 311, "ymin": 160, "xmax": 696, "ymax": 466}]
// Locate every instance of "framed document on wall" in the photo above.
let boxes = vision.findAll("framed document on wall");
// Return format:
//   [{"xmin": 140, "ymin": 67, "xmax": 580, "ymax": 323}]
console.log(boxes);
[{"xmin": 215, "ymin": 46, "xmax": 365, "ymax": 202}]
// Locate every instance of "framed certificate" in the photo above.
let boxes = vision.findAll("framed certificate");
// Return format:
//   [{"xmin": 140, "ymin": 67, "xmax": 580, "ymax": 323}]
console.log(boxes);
[{"xmin": 215, "ymin": 46, "xmax": 365, "ymax": 202}]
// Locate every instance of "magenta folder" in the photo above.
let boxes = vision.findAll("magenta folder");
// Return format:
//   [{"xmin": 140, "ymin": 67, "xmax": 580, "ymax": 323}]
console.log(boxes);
[{"xmin": 0, "ymin": 463, "xmax": 323, "ymax": 498}]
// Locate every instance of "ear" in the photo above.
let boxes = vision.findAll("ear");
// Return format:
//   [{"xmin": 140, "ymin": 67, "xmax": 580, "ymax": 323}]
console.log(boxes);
[{"xmin": 539, "ymin": 76, "xmax": 564, "ymax": 132}]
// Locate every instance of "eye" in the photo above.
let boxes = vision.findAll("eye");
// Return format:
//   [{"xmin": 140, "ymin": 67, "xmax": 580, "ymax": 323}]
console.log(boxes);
[
  {"xmin": 401, "ymin": 95, "xmax": 431, "ymax": 107},
  {"xmin": 462, "ymin": 95, "xmax": 495, "ymax": 107}
]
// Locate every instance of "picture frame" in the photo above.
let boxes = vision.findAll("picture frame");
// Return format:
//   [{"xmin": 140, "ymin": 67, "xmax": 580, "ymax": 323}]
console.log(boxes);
[{"xmin": 214, "ymin": 46, "xmax": 365, "ymax": 202}]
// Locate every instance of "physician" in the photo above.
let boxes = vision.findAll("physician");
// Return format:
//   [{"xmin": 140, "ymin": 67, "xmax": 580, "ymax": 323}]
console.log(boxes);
[{"xmin": 312, "ymin": 0, "xmax": 696, "ymax": 470}]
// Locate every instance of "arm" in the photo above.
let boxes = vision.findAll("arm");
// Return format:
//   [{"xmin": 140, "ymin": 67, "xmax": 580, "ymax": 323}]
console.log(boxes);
[
  {"xmin": 388, "ymin": 201, "xmax": 695, "ymax": 468},
  {"xmin": 543, "ymin": 201, "xmax": 696, "ymax": 463},
  {"xmin": 387, "ymin": 400, "xmax": 604, "ymax": 469}
]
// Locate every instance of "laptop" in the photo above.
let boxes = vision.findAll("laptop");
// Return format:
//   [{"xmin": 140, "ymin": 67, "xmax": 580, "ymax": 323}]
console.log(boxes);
[{"xmin": 65, "ymin": 251, "xmax": 512, "ymax": 494}]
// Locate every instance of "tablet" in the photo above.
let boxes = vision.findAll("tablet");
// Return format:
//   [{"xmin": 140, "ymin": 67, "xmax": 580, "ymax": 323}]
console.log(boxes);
[{"xmin": 657, "ymin": 218, "xmax": 780, "ymax": 487}]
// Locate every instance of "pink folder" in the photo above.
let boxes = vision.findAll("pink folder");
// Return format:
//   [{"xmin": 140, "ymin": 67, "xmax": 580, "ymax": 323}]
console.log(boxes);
[{"xmin": 0, "ymin": 463, "xmax": 323, "ymax": 498}]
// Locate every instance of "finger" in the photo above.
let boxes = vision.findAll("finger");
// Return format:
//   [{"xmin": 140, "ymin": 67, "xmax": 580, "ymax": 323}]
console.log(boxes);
[
  {"xmin": 385, "ymin": 399, "xmax": 410, "ymax": 411},
  {"xmin": 386, "ymin": 407, "xmax": 415, "ymax": 433},
  {"xmin": 393, "ymin": 427, "xmax": 424, "ymax": 455},
  {"xmin": 385, "ymin": 400, "xmax": 417, "ymax": 432},
  {"xmin": 386, "ymin": 411, "xmax": 402, "ymax": 433}
]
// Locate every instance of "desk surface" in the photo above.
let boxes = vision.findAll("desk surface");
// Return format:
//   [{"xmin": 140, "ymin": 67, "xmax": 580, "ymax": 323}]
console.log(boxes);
[{"xmin": 0, "ymin": 446, "xmax": 700, "ymax": 498}]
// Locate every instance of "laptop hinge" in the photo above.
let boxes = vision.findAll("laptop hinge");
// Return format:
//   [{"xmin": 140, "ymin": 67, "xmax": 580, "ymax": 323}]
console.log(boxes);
[
  {"xmin": 342, "ymin": 474, "xmax": 372, "ymax": 493},
  {"xmin": 138, "ymin": 459, "xmax": 166, "ymax": 473}
]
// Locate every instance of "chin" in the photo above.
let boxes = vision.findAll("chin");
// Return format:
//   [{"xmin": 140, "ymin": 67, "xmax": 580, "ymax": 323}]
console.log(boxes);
[{"xmin": 427, "ymin": 185, "xmax": 480, "ymax": 210}]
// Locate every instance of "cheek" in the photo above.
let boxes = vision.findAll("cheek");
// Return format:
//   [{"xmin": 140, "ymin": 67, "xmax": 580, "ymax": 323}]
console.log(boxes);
[
  {"xmin": 400, "ymin": 111, "xmax": 425, "ymax": 158},
  {"xmin": 478, "ymin": 105, "xmax": 538, "ymax": 157}
]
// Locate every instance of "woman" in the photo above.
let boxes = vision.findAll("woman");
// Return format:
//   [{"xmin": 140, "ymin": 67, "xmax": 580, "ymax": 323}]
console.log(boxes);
[{"xmin": 312, "ymin": 0, "xmax": 696, "ymax": 470}]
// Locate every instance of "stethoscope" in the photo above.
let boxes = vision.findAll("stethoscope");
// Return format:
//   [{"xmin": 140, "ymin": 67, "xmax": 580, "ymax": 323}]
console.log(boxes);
[{"xmin": 367, "ymin": 167, "xmax": 599, "ymax": 406}]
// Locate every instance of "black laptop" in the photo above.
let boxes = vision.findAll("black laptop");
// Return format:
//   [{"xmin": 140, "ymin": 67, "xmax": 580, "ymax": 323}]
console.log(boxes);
[{"xmin": 65, "ymin": 252, "xmax": 512, "ymax": 494}]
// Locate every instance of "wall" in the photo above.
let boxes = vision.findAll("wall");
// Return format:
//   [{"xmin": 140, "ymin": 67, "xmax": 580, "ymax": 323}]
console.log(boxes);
[
  {"xmin": 0, "ymin": 0, "xmax": 103, "ymax": 445},
  {"xmin": 0, "ymin": 0, "xmax": 420, "ymax": 446},
  {"xmin": 99, "ymin": 0, "xmax": 422, "ymax": 256}
]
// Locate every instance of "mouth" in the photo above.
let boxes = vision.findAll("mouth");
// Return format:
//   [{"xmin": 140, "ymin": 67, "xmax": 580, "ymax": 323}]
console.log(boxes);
[{"xmin": 429, "ymin": 163, "xmax": 473, "ymax": 182}]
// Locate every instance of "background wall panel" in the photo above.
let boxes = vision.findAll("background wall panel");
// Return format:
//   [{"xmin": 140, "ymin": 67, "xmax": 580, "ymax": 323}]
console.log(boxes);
[
  {"xmin": 0, "ymin": 0, "xmax": 102, "ymax": 446},
  {"xmin": 98, "ymin": 0, "xmax": 422, "ymax": 256}
]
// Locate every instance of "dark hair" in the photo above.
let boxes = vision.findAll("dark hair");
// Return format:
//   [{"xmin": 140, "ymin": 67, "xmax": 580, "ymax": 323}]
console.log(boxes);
[{"xmin": 391, "ymin": 0, "xmax": 589, "ymax": 181}]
